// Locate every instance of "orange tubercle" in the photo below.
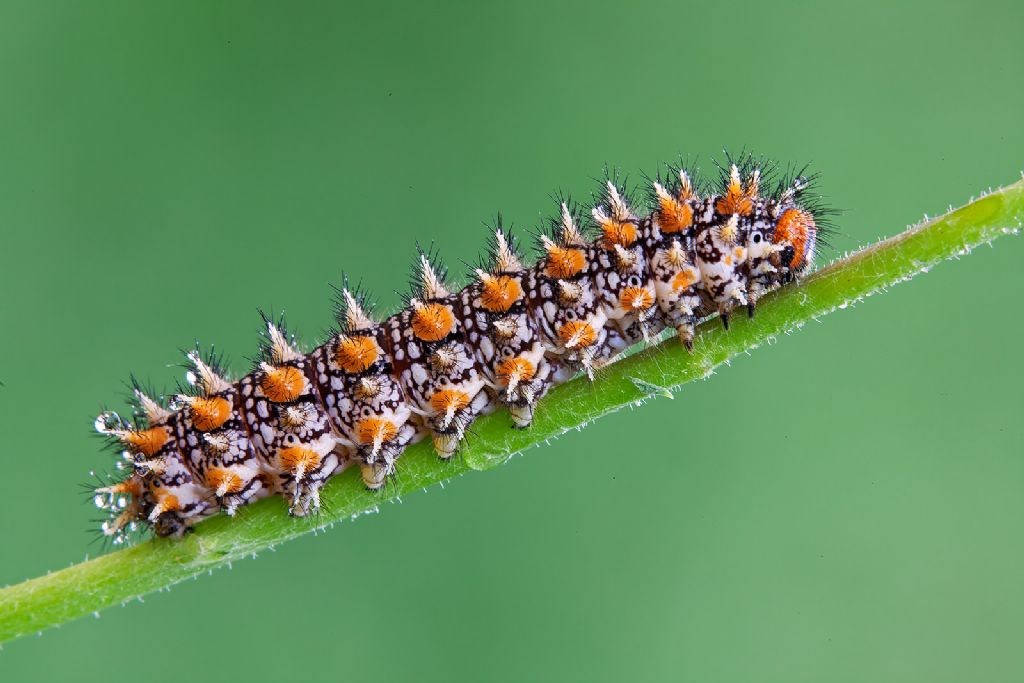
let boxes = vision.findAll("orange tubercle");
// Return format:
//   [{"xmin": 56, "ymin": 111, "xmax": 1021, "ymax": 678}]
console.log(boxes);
[
  {"xmin": 188, "ymin": 396, "xmax": 232, "ymax": 432},
  {"xmin": 206, "ymin": 467, "xmax": 244, "ymax": 495},
  {"xmin": 154, "ymin": 492, "xmax": 181, "ymax": 512},
  {"xmin": 774, "ymin": 208, "xmax": 816, "ymax": 270},
  {"xmin": 495, "ymin": 356, "xmax": 536, "ymax": 385},
  {"xmin": 429, "ymin": 389, "xmax": 470, "ymax": 415},
  {"xmin": 558, "ymin": 321, "xmax": 596, "ymax": 349},
  {"xmin": 103, "ymin": 479, "xmax": 143, "ymax": 496},
  {"xmin": 355, "ymin": 417, "xmax": 398, "ymax": 446},
  {"xmin": 260, "ymin": 365, "xmax": 306, "ymax": 403},
  {"xmin": 601, "ymin": 221, "xmax": 638, "ymax": 248},
  {"xmin": 716, "ymin": 170, "xmax": 756, "ymax": 216},
  {"xmin": 278, "ymin": 446, "xmax": 321, "ymax": 474},
  {"xmin": 544, "ymin": 246, "xmax": 586, "ymax": 279},
  {"xmin": 671, "ymin": 270, "xmax": 697, "ymax": 291},
  {"xmin": 335, "ymin": 335, "xmax": 379, "ymax": 373},
  {"xmin": 480, "ymin": 275, "xmax": 523, "ymax": 312},
  {"xmin": 411, "ymin": 302, "xmax": 455, "ymax": 342},
  {"xmin": 657, "ymin": 196, "xmax": 693, "ymax": 233},
  {"xmin": 716, "ymin": 194, "xmax": 752, "ymax": 216},
  {"xmin": 124, "ymin": 427, "xmax": 169, "ymax": 456},
  {"xmin": 619, "ymin": 286, "xmax": 654, "ymax": 311}
]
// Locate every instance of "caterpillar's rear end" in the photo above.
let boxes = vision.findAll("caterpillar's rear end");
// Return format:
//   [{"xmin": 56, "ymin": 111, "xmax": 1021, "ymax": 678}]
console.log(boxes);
[{"xmin": 90, "ymin": 154, "xmax": 823, "ymax": 542}]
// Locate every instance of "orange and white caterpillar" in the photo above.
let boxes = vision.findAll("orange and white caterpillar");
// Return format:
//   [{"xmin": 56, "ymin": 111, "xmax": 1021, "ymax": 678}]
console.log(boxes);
[{"xmin": 92, "ymin": 157, "xmax": 824, "ymax": 542}]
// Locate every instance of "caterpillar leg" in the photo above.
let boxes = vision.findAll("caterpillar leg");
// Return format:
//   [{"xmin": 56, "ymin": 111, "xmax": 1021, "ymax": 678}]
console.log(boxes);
[
  {"xmin": 360, "ymin": 461, "xmax": 392, "ymax": 490},
  {"xmin": 356, "ymin": 422, "xmax": 414, "ymax": 490},
  {"xmin": 277, "ymin": 445, "xmax": 339, "ymax": 516},
  {"xmin": 505, "ymin": 378, "xmax": 550, "ymax": 429},
  {"xmin": 428, "ymin": 389, "xmax": 489, "ymax": 459},
  {"xmin": 494, "ymin": 354, "xmax": 550, "ymax": 429},
  {"xmin": 148, "ymin": 483, "xmax": 213, "ymax": 538},
  {"xmin": 204, "ymin": 464, "xmax": 266, "ymax": 516}
]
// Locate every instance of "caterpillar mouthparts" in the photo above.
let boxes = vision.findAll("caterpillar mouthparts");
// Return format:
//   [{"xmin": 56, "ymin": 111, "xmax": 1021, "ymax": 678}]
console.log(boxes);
[{"xmin": 91, "ymin": 156, "xmax": 823, "ymax": 543}]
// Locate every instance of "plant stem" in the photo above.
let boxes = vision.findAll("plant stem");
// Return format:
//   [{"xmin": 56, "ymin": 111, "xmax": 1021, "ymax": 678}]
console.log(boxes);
[{"xmin": 2, "ymin": 179, "xmax": 1021, "ymax": 644}]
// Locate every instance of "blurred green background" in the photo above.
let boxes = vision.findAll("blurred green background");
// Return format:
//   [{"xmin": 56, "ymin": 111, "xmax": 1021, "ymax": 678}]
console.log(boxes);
[{"xmin": 1, "ymin": 1, "xmax": 1022, "ymax": 681}]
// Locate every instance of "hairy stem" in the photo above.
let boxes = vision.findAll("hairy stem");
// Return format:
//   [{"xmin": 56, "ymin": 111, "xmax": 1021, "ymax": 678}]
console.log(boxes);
[{"xmin": 2, "ymin": 179, "xmax": 1021, "ymax": 644}]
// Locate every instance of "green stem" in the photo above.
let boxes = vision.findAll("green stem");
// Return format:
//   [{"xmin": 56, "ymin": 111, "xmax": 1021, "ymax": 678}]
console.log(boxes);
[{"xmin": 2, "ymin": 179, "xmax": 1021, "ymax": 644}]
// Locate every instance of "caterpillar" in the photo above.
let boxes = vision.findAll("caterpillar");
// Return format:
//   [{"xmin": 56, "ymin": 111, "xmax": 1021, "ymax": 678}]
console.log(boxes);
[{"xmin": 91, "ymin": 156, "xmax": 824, "ymax": 543}]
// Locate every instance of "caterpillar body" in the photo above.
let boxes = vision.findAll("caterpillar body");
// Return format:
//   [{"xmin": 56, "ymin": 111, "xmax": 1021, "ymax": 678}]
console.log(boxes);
[{"xmin": 92, "ymin": 158, "xmax": 823, "ymax": 542}]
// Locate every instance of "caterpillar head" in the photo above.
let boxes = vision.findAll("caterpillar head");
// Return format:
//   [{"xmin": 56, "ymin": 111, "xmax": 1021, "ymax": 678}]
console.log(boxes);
[
  {"xmin": 770, "ymin": 207, "xmax": 818, "ymax": 282},
  {"xmin": 770, "ymin": 176, "xmax": 823, "ymax": 282},
  {"xmin": 743, "ymin": 175, "xmax": 822, "ymax": 314},
  {"xmin": 153, "ymin": 510, "xmax": 187, "ymax": 538}
]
